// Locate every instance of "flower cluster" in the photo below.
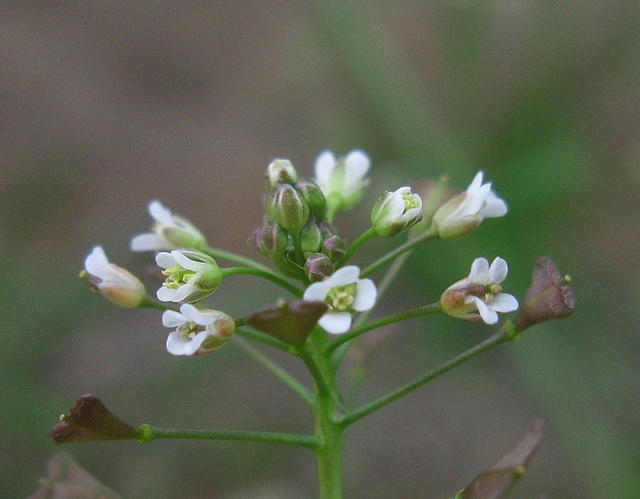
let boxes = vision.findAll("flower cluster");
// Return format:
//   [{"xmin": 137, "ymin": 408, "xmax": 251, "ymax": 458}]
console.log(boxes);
[{"xmin": 82, "ymin": 149, "xmax": 522, "ymax": 355}]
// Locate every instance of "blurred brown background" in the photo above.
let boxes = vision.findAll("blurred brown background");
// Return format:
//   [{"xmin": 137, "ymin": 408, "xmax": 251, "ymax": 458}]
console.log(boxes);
[{"xmin": 1, "ymin": 1, "xmax": 639, "ymax": 497}]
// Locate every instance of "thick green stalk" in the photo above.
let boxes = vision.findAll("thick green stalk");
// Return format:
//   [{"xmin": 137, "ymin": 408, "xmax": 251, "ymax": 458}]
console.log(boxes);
[{"xmin": 307, "ymin": 328, "xmax": 345, "ymax": 498}]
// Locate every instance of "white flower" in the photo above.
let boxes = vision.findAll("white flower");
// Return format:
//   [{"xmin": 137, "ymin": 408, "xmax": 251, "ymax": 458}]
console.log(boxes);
[
  {"xmin": 432, "ymin": 172, "xmax": 507, "ymax": 239},
  {"xmin": 162, "ymin": 303, "xmax": 235, "ymax": 356},
  {"xmin": 83, "ymin": 246, "xmax": 146, "ymax": 307},
  {"xmin": 441, "ymin": 257, "xmax": 519, "ymax": 325},
  {"xmin": 130, "ymin": 200, "xmax": 206, "ymax": 252},
  {"xmin": 155, "ymin": 249, "xmax": 222, "ymax": 303},
  {"xmin": 370, "ymin": 186, "xmax": 423, "ymax": 237},
  {"xmin": 303, "ymin": 265, "xmax": 377, "ymax": 334},
  {"xmin": 314, "ymin": 149, "xmax": 370, "ymax": 216}
]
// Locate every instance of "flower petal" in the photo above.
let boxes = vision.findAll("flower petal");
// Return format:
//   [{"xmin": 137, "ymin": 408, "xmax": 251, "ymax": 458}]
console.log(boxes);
[
  {"xmin": 84, "ymin": 246, "xmax": 109, "ymax": 274},
  {"xmin": 488, "ymin": 257, "xmax": 509, "ymax": 283},
  {"xmin": 488, "ymin": 293, "xmax": 519, "ymax": 313},
  {"xmin": 304, "ymin": 281, "xmax": 331, "ymax": 302},
  {"xmin": 162, "ymin": 310, "xmax": 185, "ymax": 328},
  {"xmin": 155, "ymin": 252, "xmax": 177, "ymax": 269},
  {"xmin": 329, "ymin": 265, "xmax": 360, "ymax": 286},
  {"xmin": 353, "ymin": 279, "xmax": 377, "ymax": 311},
  {"xmin": 472, "ymin": 297, "xmax": 499, "ymax": 324},
  {"xmin": 131, "ymin": 233, "xmax": 165, "ymax": 252},
  {"xmin": 318, "ymin": 311, "xmax": 352, "ymax": 334}
]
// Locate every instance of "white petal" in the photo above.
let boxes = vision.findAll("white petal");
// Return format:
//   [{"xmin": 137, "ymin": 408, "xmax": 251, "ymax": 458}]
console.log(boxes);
[
  {"xmin": 384, "ymin": 192, "xmax": 407, "ymax": 218},
  {"xmin": 304, "ymin": 281, "xmax": 330, "ymax": 302},
  {"xmin": 480, "ymin": 191, "xmax": 507, "ymax": 216},
  {"xmin": 467, "ymin": 171, "xmax": 484, "ymax": 194},
  {"xmin": 464, "ymin": 183, "xmax": 491, "ymax": 215},
  {"xmin": 314, "ymin": 151, "xmax": 336, "ymax": 185},
  {"xmin": 162, "ymin": 310, "xmax": 186, "ymax": 328},
  {"xmin": 353, "ymin": 279, "xmax": 377, "ymax": 311},
  {"xmin": 344, "ymin": 150, "xmax": 370, "ymax": 185},
  {"xmin": 148, "ymin": 200, "xmax": 173, "ymax": 224},
  {"xmin": 84, "ymin": 246, "xmax": 109, "ymax": 274},
  {"xmin": 468, "ymin": 258, "xmax": 489, "ymax": 281},
  {"xmin": 488, "ymin": 293, "xmax": 519, "ymax": 313},
  {"xmin": 171, "ymin": 250, "xmax": 204, "ymax": 271},
  {"xmin": 472, "ymin": 297, "xmax": 498, "ymax": 324},
  {"xmin": 328, "ymin": 265, "xmax": 360, "ymax": 286},
  {"xmin": 488, "ymin": 257, "xmax": 509, "ymax": 283},
  {"xmin": 131, "ymin": 233, "xmax": 167, "ymax": 251},
  {"xmin": 179, "ymin": 303, "xmax": 200, "ymax": 321},
  {"xmin": 319, "ymin": 311, "xmax": 352, "ymax": 334},
  {"xmin": 157, "ymin": 286, "xmax": 178, "ymax": 302},
  {"xmin": 155, "ymin": 252, "xmax": 177, "ymax": 269},
  {"xmin": 173, "ymin": 283, "xmax": 198, "ymax": 302}
]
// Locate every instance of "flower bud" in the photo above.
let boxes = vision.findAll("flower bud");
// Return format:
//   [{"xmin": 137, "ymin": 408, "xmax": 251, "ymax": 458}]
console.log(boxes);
[
  {"xmin": 515, "ymin": 257, "xmax": 575, "ymax": 332},
  {"xmin": 370, "ymin": 187, "xmax": 423, "ymax": 237},
  {"xmin": 322, "ymin": 235, "xmax": 346, "ymax": 261},
  {"xmin": 266, "ymin": 158, "xmax": 299, "ymax": 188},
  {"xmin": 249, "ymin": 222, "xmax": 289, "ymax": 258},
  {"xmin": 83, "ymin": 246, "xmax": 146, "ymax": 308},
  {"xmin": 304, "ymin": 253, "xmax": 334, "ymax": 282},
  {"xmin": 300, "ymin": 220, "xmax": 324, "ymax": 258},
  {"xmin": 267, "ymin": 184, "xmax": 310, "ymax": 230},
  {"xmin": 295, "ymin": 178, "xmax": 327, "ymax": 219}
]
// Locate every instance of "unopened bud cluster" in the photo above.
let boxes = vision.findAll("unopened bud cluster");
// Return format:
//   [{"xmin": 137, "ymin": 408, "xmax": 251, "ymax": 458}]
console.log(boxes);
[{"xmin": 251, "ymin": 158, "xmax": 346, "ymax": 282}]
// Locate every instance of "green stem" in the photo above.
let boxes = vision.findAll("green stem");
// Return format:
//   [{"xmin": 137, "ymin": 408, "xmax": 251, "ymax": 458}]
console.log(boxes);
[
  {"xmin": 362, "ymin": 228, "xmax": 436, "ymax": 277},
  {"xmin": 203, "ymin": 245, "xmax": 302, "ymax": 297},
  {"xmin": 307, "ymin": 328, "xmax": 345, "ymax": 498},
  {"xmin": 339, "ymin": 227, "xmax": 376, "ymax": 267},
  {"xmin": 327, "ymin": 302, "xmax": 442, "ymax": 354},
  {"xmin": 233, "ymin": 337, "xmax": 315, "ymax": 406},
  {"xmin": 314, "ymin": 390, "xmax": 345, "ymax": 499},
  {"xmin": 139, "ymin": 424, "xmax": 317, "ymax": 449},
  {"xmin": 339, "ymin": 327, "xmax": 512, "ymax": 428}
]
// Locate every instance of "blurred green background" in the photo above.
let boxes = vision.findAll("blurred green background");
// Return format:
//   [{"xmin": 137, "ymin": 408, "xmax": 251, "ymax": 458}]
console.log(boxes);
[{"xmin": 1, "ymin": 1, "xmax": 639, "ymax": 497}]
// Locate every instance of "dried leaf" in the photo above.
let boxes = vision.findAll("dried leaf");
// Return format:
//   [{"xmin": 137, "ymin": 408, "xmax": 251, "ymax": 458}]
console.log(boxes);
[{"xmin": 50, "ymin": 395, "xmax": 138, "ymax": 444}]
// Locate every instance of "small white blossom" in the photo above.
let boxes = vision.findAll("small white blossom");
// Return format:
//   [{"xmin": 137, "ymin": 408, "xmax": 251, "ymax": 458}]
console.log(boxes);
[
  {"xmin": 131, "ymin": 200, "xmax": 206, "ymax": 252},
  {"xmin": 441, "ymin": 257, "xmax": 518, "ymax": 324},
  {"xmin": 432, "ymin": 172, "xmax": 507, "ymax": 239},
  {"xmin": 155, "ymin": 249, "xmax": 222, "ymax": 303},
  {"xmin": 83, "ymin": 246, "xmax": 146, "ymax": 307},
  {"xmin": 162, "ymin": 303, "xmax": 234, "ymax": 356},
  {"xmin": 314, "ymin": 149, "xmax": 370, "ymax": 216},
  {"xmin": 370, "ymin": 186, "xmax": 423, "ymax": 237},
  {"xmin": 303, "ymin": 265, "xmax": 377, "ymax": 334}
]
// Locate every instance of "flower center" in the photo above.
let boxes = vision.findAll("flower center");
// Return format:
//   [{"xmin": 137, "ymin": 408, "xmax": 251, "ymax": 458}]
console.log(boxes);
[
  {"xmin": 177, "ymin": 321, "xmax": 205, "ymax": 339},
  {"xmin": 162, "ymin": 265, "xmax": 194, "ymax": 289},
  {"xmin": 326, "ymin": 283, "xmax": 357, "ymax": 311},
  {"xmin": 402, "ymin": 192, "xmax": 420, "ymax": 211}
]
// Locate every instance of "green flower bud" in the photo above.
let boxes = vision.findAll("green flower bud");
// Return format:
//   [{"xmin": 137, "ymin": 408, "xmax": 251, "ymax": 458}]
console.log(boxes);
[
  {"xmin": 304, "ymin": 253, "xmax": 334, "ymax": 282},
  {"xmin": 300, "ymin": 220, "xmax": 324, "ymax": 258},
  {"xmin": 268, "ymin": 184, "xmax": 310, "ymax": 230},
  {"xmin": 295, "ymin": 178, "xmax": 327, "ymax": 219},
  {"xmin": 266, "ymin": 158, "xmax": 298, "ymax": 188},
  {"xmin": 249, "ymin": 222, "xmax": 289, "ymax": 258},
  {"xmin": 370, "ymin": 187, "xmax": 423, "ymax": 237}
]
